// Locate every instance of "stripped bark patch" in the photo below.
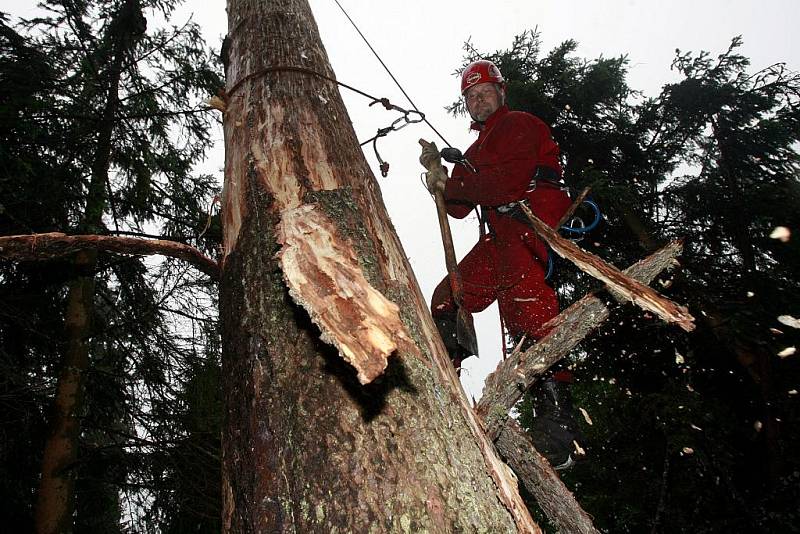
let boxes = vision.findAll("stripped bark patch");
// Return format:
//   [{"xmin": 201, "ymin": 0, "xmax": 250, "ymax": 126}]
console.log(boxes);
[{"xmin": 277, "ymin": 204, "xmax": 410, "ymax": 384}]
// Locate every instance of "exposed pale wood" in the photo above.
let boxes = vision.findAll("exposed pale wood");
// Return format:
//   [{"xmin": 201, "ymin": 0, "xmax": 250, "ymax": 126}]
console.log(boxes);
[
  {"xmin": 277, "ymin": 204, "xmax": 411, "ymax": 384},
  {"xmin": 518, "ymin": 203, "xmax": 694, "ymax": 332},
  {"xmin": 477, "ymin": 241, "xmax": 684, "ymax": 438},
  {"xmin": 496, "ymin": 420, "xmax": 600, "ymax": 534},
  {"xmin": 0, "ymin": 232, "xmax": 219, "ymax": 279}
]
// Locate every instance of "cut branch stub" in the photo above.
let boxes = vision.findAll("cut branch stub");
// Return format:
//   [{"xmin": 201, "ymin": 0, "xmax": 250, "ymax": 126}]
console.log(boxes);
[{"xmin": 277, "ymin": 204, "xmax": 410, "ymax": 384}]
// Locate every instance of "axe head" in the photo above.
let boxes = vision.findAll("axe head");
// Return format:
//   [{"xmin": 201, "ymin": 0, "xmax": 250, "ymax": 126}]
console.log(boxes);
[{"xmin": 456, "ymin": 307, "xmax": 479, "ymax": 357}]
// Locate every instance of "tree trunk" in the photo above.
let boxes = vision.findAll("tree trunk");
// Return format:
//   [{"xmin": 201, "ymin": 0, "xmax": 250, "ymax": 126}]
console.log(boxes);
[
  {"xmin": 219, "ymin": 0, "xmax": 537, "ymax": 531},
  {"xmin": 35, "ymin": 250, "xmax": 97, "ymax": 534},
  {"xmin": 34, "ymin": 2, "xmax": 144, "ymax": 531}
]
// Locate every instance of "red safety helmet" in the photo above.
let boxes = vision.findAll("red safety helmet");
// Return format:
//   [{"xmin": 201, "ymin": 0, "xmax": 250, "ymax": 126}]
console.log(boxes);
[{"xmin": 460, "ymin": 59, "xmax": 504, "ymax": 94}]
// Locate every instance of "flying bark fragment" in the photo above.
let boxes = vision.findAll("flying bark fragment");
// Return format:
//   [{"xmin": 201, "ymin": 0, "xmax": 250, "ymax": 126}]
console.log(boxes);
[
  {"xmin": 769, "ymin": 226, "xmax": 791, "ymax": 242},
  {"xmin": 518, "ymin": 203, "xmax": 695, "ymax": 332},
  {"xmin": 277, "ymin": 204, "xmax": 410, "ymax": 384},
  {"xmin": 578, "ymin": 407, "xmax": 593, "ymax": 425}
]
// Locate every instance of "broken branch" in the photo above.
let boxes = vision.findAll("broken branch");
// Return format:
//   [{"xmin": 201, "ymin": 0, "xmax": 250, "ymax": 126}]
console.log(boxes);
[
  {"xmin": 496, "ymin": 419, "xmax": 600, "ymax": 534},
  {"xmin": 518, "ymin": 203, "xmax": 694, "ymax": 332},
  {"xmin": 477, "ymin": 240, "xmax": 684, "ymax": 438},
  {"xmin": 0, "ymin": 232, "xmax": 219, "ymax": 279}
]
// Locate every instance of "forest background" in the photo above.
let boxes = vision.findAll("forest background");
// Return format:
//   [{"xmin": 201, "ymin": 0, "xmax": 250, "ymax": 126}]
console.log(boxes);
[{"xmin": 1, "ymin": 0, "xmax": 799, "ymax": 531}]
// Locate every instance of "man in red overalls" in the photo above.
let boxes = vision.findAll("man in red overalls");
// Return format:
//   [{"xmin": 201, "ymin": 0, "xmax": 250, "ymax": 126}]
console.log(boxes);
[{"xmin": 422, "ymin": 59, "xmax": 572, "ymax": 371}]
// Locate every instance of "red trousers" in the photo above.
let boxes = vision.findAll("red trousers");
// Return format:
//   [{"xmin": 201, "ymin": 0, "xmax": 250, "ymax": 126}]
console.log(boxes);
[
  {"xmin": 431, "ymin": 184, "xmax": 570, "ymax": 347},
  {"xmin": 431, "ymin": 232, "xmax": 558, "ymax": 341}
]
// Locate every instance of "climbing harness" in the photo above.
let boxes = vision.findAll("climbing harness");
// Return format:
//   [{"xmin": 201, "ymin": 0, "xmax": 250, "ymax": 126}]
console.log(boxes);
[{"xmin": 560, "ymin": 198, "xmax": 602, "ymax": 237}]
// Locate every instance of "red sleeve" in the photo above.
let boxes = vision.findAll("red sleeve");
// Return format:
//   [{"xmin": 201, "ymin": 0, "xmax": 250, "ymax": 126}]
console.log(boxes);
[
  {"xmin": 445, "ymin": 113, "xmax": 560, "ymax": 207},
  {"xmin": 444, "ymin": 198, "xmax": 474, "ymax": 219}
]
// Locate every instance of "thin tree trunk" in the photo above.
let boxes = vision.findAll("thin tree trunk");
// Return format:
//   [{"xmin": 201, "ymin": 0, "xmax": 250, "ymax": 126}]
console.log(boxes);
[
  {"xmin": 35, "ymin": 250, "xmax": 97, "ymax": 534},
  {"xmin": 34, "ymin": 2, "xmax": 143, "ymax": 531},
  {"xmin": 219, "ymin": 0, "xmax": 539, "ymax": 531}
]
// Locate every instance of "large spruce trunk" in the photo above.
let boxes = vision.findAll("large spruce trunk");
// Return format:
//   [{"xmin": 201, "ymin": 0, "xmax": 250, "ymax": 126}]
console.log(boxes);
[{"xmin": 219, "ymin": 0, "xmax": 537, "ymax": 531}]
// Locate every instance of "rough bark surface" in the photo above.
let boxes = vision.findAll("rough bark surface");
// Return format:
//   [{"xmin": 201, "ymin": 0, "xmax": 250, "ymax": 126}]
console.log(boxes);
[
  {"xmin": 0, "ymin": 233, "xmax": 219, "ymax": 279},
  {"xmin": 496, "ymin": 420, "xmax": 600, "ymax": 534},
  {"xmin": 220, "ymin": 0, "xmax": 536, "ymax": 531},
  {"xmin": 478, "ymin": 241, "xmax": 684, "ymax": 437}
]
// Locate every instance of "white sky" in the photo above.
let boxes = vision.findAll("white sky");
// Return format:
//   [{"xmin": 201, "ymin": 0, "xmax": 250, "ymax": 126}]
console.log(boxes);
[{"xmin": 7, "ymin": 0, "xmax": 800, "ymax": 399}]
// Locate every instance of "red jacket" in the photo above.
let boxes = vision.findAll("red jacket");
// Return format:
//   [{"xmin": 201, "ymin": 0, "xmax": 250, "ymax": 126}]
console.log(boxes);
[
  {"xmin": 445, "ymin": 105, "xmax": 562, "ymax": 215},
  {"xmin": 444, "ymin": 105, "xmax": 570, "ymax": 286}
]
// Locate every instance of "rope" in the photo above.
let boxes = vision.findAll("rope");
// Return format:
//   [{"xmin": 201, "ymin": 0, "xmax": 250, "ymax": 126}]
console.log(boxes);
[
  {"xmin": 227, "ymin": 65, "xmax": 380, "ymax": 102},
  {"xmin": 331, "ymin": 0, "xmax": 452, "ymax": 148},
  {"xmin": 226, "ymin": 65, "xmax": 423, "ymax": 176},
  {"xmin": 226, "ymin": 2, "xmax": 457, "ymax": 173}
]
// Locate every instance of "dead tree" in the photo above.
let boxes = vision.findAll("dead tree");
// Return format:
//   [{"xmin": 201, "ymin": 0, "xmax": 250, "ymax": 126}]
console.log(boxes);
[{"xmin": 218, "ymin": 0, "xmax": 538, "ymax": 531}]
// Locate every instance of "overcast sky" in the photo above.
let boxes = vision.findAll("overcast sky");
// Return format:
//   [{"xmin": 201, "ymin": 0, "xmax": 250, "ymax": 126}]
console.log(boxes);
[{"xmin": 7, "ymin": 0, "xmax": 800, "ymax": 399}]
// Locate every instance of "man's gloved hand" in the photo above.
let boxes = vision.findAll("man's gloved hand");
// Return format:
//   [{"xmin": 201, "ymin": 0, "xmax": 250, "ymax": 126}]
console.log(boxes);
[
  {"xmin": 419, "ymin": 139, "xmax": 441, "ymax": 170},
  {"xmin": 419, "ymin": 139, "xmax": 447, "ymax": 192}
]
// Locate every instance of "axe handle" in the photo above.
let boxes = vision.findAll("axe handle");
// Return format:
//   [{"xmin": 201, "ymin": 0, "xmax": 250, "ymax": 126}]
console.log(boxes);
[{"xmin": 433, "ymin": 189, "xmax": 465, "ymax": 301}]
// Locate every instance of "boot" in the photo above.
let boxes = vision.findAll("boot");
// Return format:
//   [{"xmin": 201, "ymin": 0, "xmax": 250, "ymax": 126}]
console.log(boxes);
[{"xmin": 529, "ymin": 373, "xmax": 585, "ymax": 470}]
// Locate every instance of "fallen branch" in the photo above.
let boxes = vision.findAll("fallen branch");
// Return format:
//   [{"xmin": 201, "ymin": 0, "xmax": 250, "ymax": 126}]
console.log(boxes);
[
  {"xmin": 0, "ymin": 232, "xmax": 219, "ymax": 279},
  {"xmin": 475, "ymin": 242, "xmax": 682, "ymax": 532},
  {"xmin": 518, "ymin": 203, "xmax": 694, "ymax": 332},
  {"xmin": 477, "ymin": 240, "xmax": 684, "ymax": 438},
  {"xmin": 496, "ymin": 419, "xmax": 600, "ymax": 534}
]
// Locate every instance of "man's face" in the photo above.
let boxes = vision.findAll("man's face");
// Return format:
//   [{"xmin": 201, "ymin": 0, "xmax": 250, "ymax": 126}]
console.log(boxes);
[{"xmin": 465, "ymin": 82, "xmax": 504, "ymax": 122}]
